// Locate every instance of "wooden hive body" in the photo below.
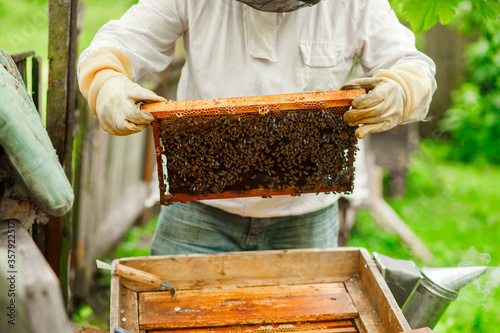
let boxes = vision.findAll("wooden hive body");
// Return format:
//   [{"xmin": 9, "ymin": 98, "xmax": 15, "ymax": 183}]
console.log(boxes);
[{"xmin": 110, "ymin": 248, "xmax": 412, "ymax": 333}]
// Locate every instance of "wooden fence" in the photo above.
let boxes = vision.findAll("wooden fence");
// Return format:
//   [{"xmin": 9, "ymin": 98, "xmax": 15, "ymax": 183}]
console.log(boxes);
[{"xmin": 71, "ymin": 108, "xmax": 155, "ymax": 296}]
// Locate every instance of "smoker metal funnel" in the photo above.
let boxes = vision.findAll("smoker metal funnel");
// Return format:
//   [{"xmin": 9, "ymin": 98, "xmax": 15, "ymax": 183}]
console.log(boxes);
[
  {"xmin": 421, "ymin": 266, "xmax": 487, "ymax": 293},
  {"xmin": 403, "ymin": 265, "xmax": 487, "ymax": 329},
  {"xmin": 373, "ymin": 252, "xmax": 423, "ymax": 308}
]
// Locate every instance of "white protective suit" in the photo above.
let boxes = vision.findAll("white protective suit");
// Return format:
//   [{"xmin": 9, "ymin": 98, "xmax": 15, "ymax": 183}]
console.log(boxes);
[{"xmin": 78, "ymin": 0, "xmax": 436, "ymax": 218}]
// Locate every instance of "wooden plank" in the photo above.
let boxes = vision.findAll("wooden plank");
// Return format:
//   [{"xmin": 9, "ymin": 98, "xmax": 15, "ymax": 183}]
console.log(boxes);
[
  {"xmin": 150, "ymin": 320, "xmax": 357, "ymax": 333},
  {"xmin": 110, "ymin": 275, "xmax": 140, "ymax": 333},
  {"xmin": 151, "ymin": 327, "xmax": 358, "ymax": 333},
  {"xmin": 47, "ymin": 0, "xmax": 79, "ymax": 163},
  {"xmin": 150, "ymin": 282, "xmax": 349, "ymax": 297},
  {"xmin": 31, "ymin": 55, "xmax": 42, "ymax": 113},
  {"xmin": 121, "ymin": 275, "xmax": 350, "ymax": 293},
  {"xmin": 11, "ymin": 51, "xmax": 34, "ymax": 86},
  {"xmin": 96, "ymin": 180, "xmax": 149, "ymax": 258},
  {"xmin": 93, "ymin": 128, "xmax": 110, "ymax": 254},
  {"xmin": 139, "ymin": 283, "xmax": 358, "ymax": 330},
  {"xmin": 140, "ymin": 128, "xmax": 159, "ymax": 222},
  {"xmin": 119, "ymin": 132, "xmax": 148, "ymax": 206},
  {"xmin": 72, "ymin": 108, "xmax": 100, "ymax": 297},
  {"xmin": 45, "ymin": 216, "xmax": 62, "ymax": 277},
  {"xmin": 357, "ymin": 249, "xmax": 411, "ymax": 333},
  {"xmin": 142, "ymin": 129, "xmax": 156, "ymax": 182},
  {"xmin": 158, "ymin": 187, "xmax": 352, "ymax": 203},
  {"xmin": 353, "ymin": 317, "xmax": 368, "ymax": 333},
  {"xmin": 46, "ymin": 0, "xmax": 80, "ymax": 305},
  {"xmin": 117, "ymin": 248, "xmax": 360, "ymax": 285},
  {"xmin": 109, "ymin": 271, "xmax": 121, "ymax": 332},
  {"xmin": 70, "ymin": 95, "xmax": 91, "ymax": 296},
  {"xmin": 10, "ymin": 50, "xmax": 35, "ymax": 63},
  {"xmin": 32, "ymin": 219, "xmax": 47, "ymax": 255},
  {"xmin": 344, "ymin": 277, "xmax": 385, "ymax": 333},
  {"xmin": 143, "ymin": 89, "xmax": 365, "ymax": 118},
  {"xmin": 11, "ymin": 51, "xmax": 34, "ymax": 91},
  {"xmin": 106, "ymin": 135, "xmax": 127, "ymax": 209}
]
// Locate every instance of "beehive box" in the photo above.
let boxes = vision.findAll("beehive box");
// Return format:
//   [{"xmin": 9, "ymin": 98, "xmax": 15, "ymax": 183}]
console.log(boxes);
[
  {"xmin": 143, "ymin": 89, "xmax": 365, "ymax": 205},
  {"xmin": 110, "ymin": 248, "xmax": 412, "ymax": 333}
]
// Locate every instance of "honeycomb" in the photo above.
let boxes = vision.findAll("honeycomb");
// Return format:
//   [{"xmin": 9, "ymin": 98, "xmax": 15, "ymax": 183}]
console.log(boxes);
[
  {"xmin": 201, "ymin": 324, "xmax": 331, "ymax": 333},
  {"xmin": 175, "ymin": 321, "xmax": 358, "ymax": 333},
  {"xmin": 146, "ymin": 89, "xmax": 364, "ymax": 205}
]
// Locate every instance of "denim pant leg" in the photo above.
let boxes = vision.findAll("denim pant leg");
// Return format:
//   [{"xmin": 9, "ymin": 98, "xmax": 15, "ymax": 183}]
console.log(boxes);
[
  {"xmin": 151, "ymin": 202, "xmax": 249, "ymax": 255},
  {"xmin": 260, "ymin": 202, "xmax": 339, "ymax": 250}
]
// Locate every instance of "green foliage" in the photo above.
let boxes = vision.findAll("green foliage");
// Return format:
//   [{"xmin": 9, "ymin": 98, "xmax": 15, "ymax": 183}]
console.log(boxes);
[
  {"xmin": 441, "ymin": 83, "xmax": 500, "ymax": 164},
  {"xmin": 71, "ymin": 303, "xmax": 108, "ymax": 330},
  {"xmin": 389, "ymin": 0, "xmax": 500, "ymax": 34},
  {"xmin": 72, "ymin": 304, "xmax": 94, "ymax": 322},
  {"xmin": 109, "ymin": 217, "xmax": 157, "ymax": 258},
  {"xmin": 440, "ymin": 3, "xmax": 500, "ymax": 164},
  {"xmin": 390, "ymin": 0, "xmax": 460, "ymax": 34}
]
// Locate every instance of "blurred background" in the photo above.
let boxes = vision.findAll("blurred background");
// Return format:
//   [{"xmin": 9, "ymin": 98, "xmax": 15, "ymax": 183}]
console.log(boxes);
[{"xmin": 0, "ymin": 0, "xmax": 498, "ymax": 332}]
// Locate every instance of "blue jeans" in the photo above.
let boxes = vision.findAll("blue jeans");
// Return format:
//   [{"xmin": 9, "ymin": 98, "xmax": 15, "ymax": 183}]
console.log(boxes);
[{"xmin": 151, "ymin": 201, "xmax": 338, "ymax": 255}]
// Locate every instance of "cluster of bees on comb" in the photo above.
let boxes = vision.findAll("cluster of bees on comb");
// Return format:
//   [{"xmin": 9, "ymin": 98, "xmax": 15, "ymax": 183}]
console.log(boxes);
[{"xmin": 156, "ymin": 106, "xmax": 357, "ymax": 201}]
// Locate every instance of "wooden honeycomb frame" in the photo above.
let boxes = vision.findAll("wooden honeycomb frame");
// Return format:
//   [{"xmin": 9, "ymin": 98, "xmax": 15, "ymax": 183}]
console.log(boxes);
[{"xmin": 143, "ymin": 89, "xmax": 365, "ymax": 205}]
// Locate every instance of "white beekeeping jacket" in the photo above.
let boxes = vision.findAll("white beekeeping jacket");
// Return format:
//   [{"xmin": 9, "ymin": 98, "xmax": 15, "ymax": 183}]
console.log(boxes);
[{"xmin": 79, "ymin": 0, "xmax": 436, "ymax": 218}]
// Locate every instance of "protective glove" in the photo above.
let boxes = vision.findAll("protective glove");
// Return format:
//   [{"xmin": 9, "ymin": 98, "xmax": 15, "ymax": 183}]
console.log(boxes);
[
  {"xmin": 341, "ymin": 64, "xmax": 431, "ymax": 139},
  {"xmin": 78, "ymin": 47, "xmax": 166, "ymax": 136},
  {"xmin": 95, "ymin": 75, "xmax": 164, "ymax": 136}
]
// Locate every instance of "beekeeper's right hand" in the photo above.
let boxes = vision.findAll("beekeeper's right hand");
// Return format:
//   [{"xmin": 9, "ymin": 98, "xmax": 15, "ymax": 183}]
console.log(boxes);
[{"xmin": 78, "ymin": 47, "xmax": 165, "ymax": 136}]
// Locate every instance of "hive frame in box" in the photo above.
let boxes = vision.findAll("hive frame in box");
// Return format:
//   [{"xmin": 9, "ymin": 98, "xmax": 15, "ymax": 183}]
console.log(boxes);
[
  {"xmin": 109, "ymin": 248, "xmax": 412, "ymax": 333},
  {"xmin": 143, "ymin": 89, "xmax": 365, "ymax": 205}
]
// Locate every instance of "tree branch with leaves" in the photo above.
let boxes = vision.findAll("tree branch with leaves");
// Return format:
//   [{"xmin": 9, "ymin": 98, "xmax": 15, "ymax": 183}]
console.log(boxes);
[{"xmin": 389, "ymin": 0, "xmax": 499, "ymax": 34}]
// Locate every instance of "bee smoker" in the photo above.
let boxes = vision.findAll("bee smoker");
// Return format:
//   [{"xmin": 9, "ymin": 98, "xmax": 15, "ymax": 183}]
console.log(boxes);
[
  {"xmin": 373, "ymin": 252, "xmax": 423, "ymax": 308},
  {"xmin": 403, "ymin": 265, "xmax": 487, "ymax": 329},
  {"xmin": 373, "ymin": 252, "xmax": 487, "ymax": 330}
]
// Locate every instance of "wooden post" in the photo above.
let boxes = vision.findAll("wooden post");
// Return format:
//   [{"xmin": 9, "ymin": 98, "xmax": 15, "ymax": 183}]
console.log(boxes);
[{"xmin": 46, "ymin": 0, "xmax": 80, "ymax": 306}]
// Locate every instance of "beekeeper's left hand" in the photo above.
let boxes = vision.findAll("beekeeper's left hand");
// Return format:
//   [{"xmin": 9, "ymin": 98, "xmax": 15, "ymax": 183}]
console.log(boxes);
[{"xmin": 341, "ymin": 64, "xmax": 431, "ymax": 139}]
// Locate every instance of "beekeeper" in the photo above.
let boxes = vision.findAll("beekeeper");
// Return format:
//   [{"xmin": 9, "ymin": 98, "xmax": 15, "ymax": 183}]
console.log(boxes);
[{"xmin": 78, "ymin": 0, "xmax": 436, "ymax": 255}]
